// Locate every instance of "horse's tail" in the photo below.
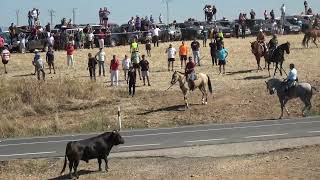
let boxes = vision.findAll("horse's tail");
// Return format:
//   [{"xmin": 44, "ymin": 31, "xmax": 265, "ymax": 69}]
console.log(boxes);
[
  {"xmin": 207, "ymin": 75, "xmax": 213, "ymax": 94},
  {"xmin": 312, "ymin": 86, "xmax": 319, "ymax": 93}
]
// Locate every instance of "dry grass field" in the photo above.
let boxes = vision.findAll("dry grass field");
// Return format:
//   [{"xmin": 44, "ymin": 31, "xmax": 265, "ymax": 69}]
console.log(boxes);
[{"xmin": 0, "ymin": 34, "xmax": 319, "ymax": 138}]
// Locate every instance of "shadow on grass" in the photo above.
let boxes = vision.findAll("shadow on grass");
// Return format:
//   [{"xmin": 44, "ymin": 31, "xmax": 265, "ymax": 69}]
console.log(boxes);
[
  {"xmin": 12, "ymin": 73, "xmax": 35, "ymax": 77},
  {"xmin": 48, "ymin": 169, "xmax": 97, "ymax": 180},
  {"xmin": 226, "ymin": 69, "xmax": 254, "ymax": 76},
  {"xmin": 243, "ymin": 75, "xmax": 269, "ymax": 80},
  {"xmin": 138, "ymin": 104, "xmax": 202, "ymax": 115}
]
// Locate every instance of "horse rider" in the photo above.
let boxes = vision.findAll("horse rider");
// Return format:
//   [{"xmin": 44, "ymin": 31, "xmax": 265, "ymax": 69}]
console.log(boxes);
[
  {"xmin": 284, "ymin": 63, "xmax": 298, "ymax": 94},
  {"xmin": 257, "ymin": 29, "xmax": 267, "ymax": 53},
  {"xmin": 268, "ymin": 34, "xmax": 278, "ymax": 57},
  {"xmin": 312, "ymin": 18, "xmax": 320, "ymax": 29},
  {"xmin": 185, "ymin": 56, "xmax": 196, "ymax": 90}
]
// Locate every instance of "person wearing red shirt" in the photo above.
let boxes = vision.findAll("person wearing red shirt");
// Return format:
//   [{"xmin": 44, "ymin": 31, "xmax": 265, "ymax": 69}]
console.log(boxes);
[
  {"xmin": 110, "ymin": 55, "xmax": 120, "ymax": 86},
  {"xmin": 185, "ymin": 56, "xmax": 196, "ymax": 90},
  {"xmin": 66, "ymin": 42, "xmax": 75, "ymax": 68},
  {"xmin": 0, "ymin": 36, "xmax": 5, "ymax": 53},
  {"xmin": 98, "ymin": 29, "xmax": 105, "ymax": 49}
]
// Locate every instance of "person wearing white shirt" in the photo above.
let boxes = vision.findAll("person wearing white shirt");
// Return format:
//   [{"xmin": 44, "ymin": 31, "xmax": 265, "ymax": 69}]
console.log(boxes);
[
  {"xmin": 122, "ymin": 55, "xmax": 131, "ymax": 81},
  {"xmin": 152, "ymin": 26, "xmax": 161, "ymax": 47},
  {"xmin": 165, "ymin": 44, "xmax": 176, "ymax": 71},
  {"xmin": 87, "ymin": 32, "xmax": 94, "ymax": 49},
  {"xmin": 285, "ymin": 63, "xmax": 298, "ymax": 93},
  {"xmin": 95, "ymin": 48, "xmax": 106, "ymax": 76}
]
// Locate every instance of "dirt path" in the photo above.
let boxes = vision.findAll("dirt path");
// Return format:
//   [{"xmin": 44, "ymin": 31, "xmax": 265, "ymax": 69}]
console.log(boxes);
[{"xmin": 1, "ymin": 145, "xmax": 320, "ymax": 179}]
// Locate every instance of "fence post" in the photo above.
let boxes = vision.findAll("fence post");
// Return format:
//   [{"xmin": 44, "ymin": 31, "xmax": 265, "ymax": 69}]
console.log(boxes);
[{"xmin": 118, "ymin": 106, "xmax": 122, "ymax": 131}]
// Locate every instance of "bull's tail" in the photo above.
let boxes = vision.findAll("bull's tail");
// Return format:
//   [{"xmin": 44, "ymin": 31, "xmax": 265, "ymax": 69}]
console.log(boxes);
[
  {"xmin": 207, "ymin": 75, "xmax": 213, "ymax": 94},
  {"xmin": 60, "ymin": 142, "xmax": 70, "ymax": 175},
  {"xmin": 60, "ymin": 154, "xmax": 67, "ymax": 175}
]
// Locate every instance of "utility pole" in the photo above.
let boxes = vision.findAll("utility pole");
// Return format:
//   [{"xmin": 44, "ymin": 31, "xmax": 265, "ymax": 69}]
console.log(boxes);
[
  {"xmin": 16, "ymin": 10, "xmax": 20, "ymax": 25},
  {"xmin": 72, "ymin": 8, "xmax": 77, "ymax": 25},
  {"xmin": 48, "ymin": 9, "xmax": 55, "ymax": 27}
]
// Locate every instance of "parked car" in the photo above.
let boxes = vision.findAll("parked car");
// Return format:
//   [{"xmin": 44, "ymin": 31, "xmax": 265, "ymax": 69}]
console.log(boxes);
[
  {"xmin": 231, "ymin": 20, "xmax": 252, "ymax": 36},
  {"xmin": 26, "ymin": 32, "xmax": 49, "ymax": 52},
  {"xmin": 277, "ymin": 19, "xmax": 301, "ymax": 34},
  {"xmin": 244, "ymin": 19, "xmax": 265, "ymax": 35},
  {"xmin": 216, "ymin": 20, "xmax": 233, "ymax": 38}
]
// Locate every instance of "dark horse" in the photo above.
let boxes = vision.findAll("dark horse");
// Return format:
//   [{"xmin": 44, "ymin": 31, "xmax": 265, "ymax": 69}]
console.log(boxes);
[
  {"xmin": 302, "ymin": 29, "xmax": 320, "ymax": 48},
  {"xmin": 250, "ymin": 41, "xmax": 267, "ymax": 72},
  {"xmin": 266, "ymin": 42, "xmax": 290, "ymax": 77}
]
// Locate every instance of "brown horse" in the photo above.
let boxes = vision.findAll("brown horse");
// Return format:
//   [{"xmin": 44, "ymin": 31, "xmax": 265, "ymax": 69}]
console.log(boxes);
[
  {"xmin": 250, "ymin": 41, "xmax": 267, "ymax": 72},
  {"xmin": 170, "ymin": 71, "xmax": 213, "ymax": 109},
  {"xmin": 302, "ymin": 29, "xmax": 320, "ymax": 48}
]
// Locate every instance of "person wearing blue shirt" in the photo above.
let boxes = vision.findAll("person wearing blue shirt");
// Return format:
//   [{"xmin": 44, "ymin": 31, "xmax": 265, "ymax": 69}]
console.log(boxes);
[{"xmin": 217, "ymin": 46, "xmax": 229, "ymax": 75}]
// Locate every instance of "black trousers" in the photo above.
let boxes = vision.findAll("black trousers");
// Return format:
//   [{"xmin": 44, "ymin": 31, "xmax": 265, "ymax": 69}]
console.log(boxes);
[
  {"xmin": 89, "ymin": 68, "xmax": 96, "ymax": 80},
  {"xmin": 129, "ymin": 81, "xmax": 136, "ymax": 96},
  {"xmin": 211, "ymin": 52, "xmax": 217, "ymax": 65},
  {"xmin": 241, "ymin": 26, "xmax": 246, "ymax": 39}
]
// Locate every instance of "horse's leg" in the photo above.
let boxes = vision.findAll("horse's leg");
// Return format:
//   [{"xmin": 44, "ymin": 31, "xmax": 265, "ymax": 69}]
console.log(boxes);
[
  {"xmin": 274, "ymin": 63, "xmax": 278, "ymax": 77},
  {"xmin": 256, "ymin": 56, "xmax": 260, "ymax": 72},
  {"xmin": 279, "ymin": 97, "xmax": 285, "ymax": 119},
  {"xmin": 313, "ymin": 38, "xmax": 318, "ymax": 48},
  {"xmin": 184, "ymin": 91, "xmax": 189, "ymax": 109},
  {"xmin": 4, "ymin": 64, "xmax": 7, "ymax": 74},
  {"xmin": 279, "ymin": 62, "xmax": 283, "ymax": 76}
]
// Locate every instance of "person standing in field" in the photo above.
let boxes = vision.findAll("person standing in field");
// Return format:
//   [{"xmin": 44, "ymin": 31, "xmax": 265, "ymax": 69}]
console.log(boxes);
[
  {"xmin": 66, "ymin": 42, "xmax": 75, "ymax": 68},
  {"xmin": 98, "ymin": 29, "xmax": 105, "ymax": 49},
  {"xmin": 1, "ymin": 47, "xmax": 10, "ymax": 74},
  {"xmin": 165, "ymin": 44, "xmax": 176, "ymax": 71},
  {"xmin": 0, "ymin": 36, "xmax": 5, "ymax": 53},
  {"xmin": 87, "ymin": 31, "xmax": 94, "ymax": 49},
  {"xmin": 131, "ymin": 50, "xmax": 141, "ymax": 80},
  {"xmin": 145, "ymin": 39, "xmax": 152, "ymax": 57},
  {"xmin": 130, "ymin": 38, "xmax": 139, "ymax": 53},
  {"xmin": 33, "ymin": 50, "xmax": 45, "ymax": 80},
  {"xmin": 122, "ymin": 55, "xmax": 131, "ymax": 81},
  {"xmin": 151, "ymin": 25, "xmax": 160, "ymax": 47},
  {"xmin": 217, "ymin": 46, "xmax": 229, "ymax": 75},
  {"xmin": 95, "ymin": 48, "xmax": 106, "ymax": 76},
  {"xmin": 191, "ymin": 39, "xmax": 201, "ymax": 66},
  {"xmin": 87, "ymin": 53, "xmax": 97, "ymax": 81},
  {"xmin": 127, "ymin": 65, "xmax": 136, "ymax": 97},
  {"xmin": 110, "ymin": 55, "xmax": 120, "ymax": 86},
  {"xmin": 46, "ymin": 47, "xmax": 55, "ymax": 74},
  {"xmin": 201, "ymin": 27, "xmax": 209, "ymax": 47},
  {"xmin": 179, "ymin": 41, "xmax": 188, "ymax": 69},
  {"xmin": 139, "ymin": 55, "xmax": 151, "ymax": 86}
]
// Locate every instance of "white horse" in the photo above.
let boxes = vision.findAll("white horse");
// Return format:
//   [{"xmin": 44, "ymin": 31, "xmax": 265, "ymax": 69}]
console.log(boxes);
[{"xmin": 170, "ymin": 71, "xmax": 213, "ymax": 109}]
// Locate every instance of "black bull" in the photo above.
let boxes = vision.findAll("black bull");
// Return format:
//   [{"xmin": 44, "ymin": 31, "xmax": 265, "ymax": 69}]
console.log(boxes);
[{"xmin": 60, "ymin": 130, "xmax": 125, "ymax": 179}]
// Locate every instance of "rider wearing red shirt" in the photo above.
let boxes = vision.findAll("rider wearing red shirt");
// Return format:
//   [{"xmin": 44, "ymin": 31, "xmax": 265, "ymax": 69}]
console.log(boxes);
[{"xmin": 185, "ymin": 56, "xmax": 196, "ymax": 90}]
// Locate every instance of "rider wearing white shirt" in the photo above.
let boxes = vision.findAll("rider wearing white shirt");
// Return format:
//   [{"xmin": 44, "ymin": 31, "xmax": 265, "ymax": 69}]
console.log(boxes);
[{"xmin": 285, "ymin": 63, "xmax": 297, "ymax": 92}]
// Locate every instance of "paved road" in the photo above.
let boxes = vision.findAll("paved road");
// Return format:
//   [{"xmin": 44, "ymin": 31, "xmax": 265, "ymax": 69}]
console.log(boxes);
[{"xmin": 1, "ymin": 116, "xmax": 320, "ymax": 160}]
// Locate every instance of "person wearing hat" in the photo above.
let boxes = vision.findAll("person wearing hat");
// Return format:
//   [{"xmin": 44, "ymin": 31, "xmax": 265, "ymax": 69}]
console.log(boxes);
[
  {"xmin": 257, "ymin": 29, "xmax": 267, "ymax": 53},
  {"xmin": 185, "ymin": 56, "xmax": 196, "ymax": 90},
  {"xmin": 1, "ymin": 47, "xmax": 10, "ymax": 74},
  {"xmin": 33, "ymin": 49, "xmax": 45, "ymax": 80}
]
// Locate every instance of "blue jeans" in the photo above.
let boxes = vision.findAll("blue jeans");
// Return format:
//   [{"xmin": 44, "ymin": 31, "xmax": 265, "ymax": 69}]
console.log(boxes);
[
  {"xmin": 98, "ymin": 61, "xmax": 105, "ymax": 76},
  {"xmin": 193, "ymin": 51, "xmax": 201, "ymax": 65},
  {"xmin": 28, "ymin": 18, "xmax": 33, "ymax": 27}
]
